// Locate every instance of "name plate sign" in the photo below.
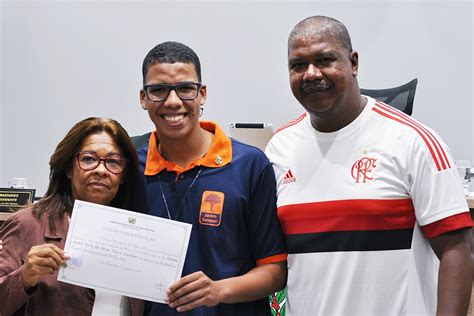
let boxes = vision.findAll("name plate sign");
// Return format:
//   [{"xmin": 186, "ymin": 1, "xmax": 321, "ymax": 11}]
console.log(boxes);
[{"xmin": 0, "ymin": 188, "xmax": 36, "ymax": 211}]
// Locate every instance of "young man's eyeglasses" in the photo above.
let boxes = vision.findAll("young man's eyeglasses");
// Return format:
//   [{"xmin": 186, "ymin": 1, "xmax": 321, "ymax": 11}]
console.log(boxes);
[
  {"xmin": 76, "ymin": 152, "xmax": 127, "ymax": 175},
  {"xmin": 143, "ymin": 82, "xmax": 201, "ymax": 102}
]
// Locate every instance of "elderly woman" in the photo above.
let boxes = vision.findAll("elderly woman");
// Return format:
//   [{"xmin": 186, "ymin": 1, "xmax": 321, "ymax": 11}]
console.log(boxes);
[{"xmin": 0, "ymin": 117, "xmax": 146, "ymax": 315}]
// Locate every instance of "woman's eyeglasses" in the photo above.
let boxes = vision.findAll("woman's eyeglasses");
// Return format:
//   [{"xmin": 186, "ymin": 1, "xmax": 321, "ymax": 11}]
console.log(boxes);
[{"xmin": 76, "ymin": 152, "xmax": 127, "ymax": 175}]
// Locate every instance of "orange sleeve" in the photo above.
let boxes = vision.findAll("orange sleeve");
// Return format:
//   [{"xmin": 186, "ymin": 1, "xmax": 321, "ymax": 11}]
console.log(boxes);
[{"xmin": 256, "ymin": 253, "xmax": 288, "ymax": 266}]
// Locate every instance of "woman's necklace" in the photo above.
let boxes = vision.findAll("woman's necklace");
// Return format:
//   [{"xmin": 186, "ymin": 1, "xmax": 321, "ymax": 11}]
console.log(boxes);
[{"xmin": 158, "ymin": 167, "xmax": 202, "ymax": 221}]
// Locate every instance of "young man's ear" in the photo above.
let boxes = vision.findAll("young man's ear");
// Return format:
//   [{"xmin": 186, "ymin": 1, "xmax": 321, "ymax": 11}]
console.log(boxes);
[
  {"xmin": 199, "ymin": 84, "xmax": 207, "ymax": 105},
  {"xmin": 140, "ymin": 90, "xmax": 148, "ymax": 111}
]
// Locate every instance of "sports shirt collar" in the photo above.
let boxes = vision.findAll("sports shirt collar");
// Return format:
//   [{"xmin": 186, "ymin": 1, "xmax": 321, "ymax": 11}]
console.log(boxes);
[{"xmin": 144, "ymin": 121, "xmax": 232, "ymax": 175}]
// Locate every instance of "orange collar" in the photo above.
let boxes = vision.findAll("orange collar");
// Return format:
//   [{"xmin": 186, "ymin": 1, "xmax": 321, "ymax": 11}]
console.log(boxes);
[{"xmin": 144, "ymin": 121, "xmax": 232, "ymax": 175}]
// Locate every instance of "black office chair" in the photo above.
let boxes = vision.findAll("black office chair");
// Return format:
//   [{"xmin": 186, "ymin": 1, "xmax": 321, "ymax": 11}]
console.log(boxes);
[{"xmin": 360, "ymin": 78, "xmax": 418, "ymax": 116}]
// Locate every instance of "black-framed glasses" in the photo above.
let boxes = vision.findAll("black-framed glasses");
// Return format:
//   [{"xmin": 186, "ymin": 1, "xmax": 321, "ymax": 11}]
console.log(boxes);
[
  {"xmin": 143, "ymin": 82, "xmax": 202, "ymax": 102},
  {"xmin": 76, "ymin": 152, "xmax": 127, "ymax": 175}
]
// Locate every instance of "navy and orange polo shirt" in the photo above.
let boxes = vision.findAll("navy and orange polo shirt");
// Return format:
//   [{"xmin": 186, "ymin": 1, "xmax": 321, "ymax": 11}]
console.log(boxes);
[{"xmin": 137, "ymin": 121, "xmax": 287, "ymax": 316}]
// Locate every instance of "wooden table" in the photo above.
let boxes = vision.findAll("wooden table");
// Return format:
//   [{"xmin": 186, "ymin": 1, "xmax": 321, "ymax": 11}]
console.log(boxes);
[
  {"xmin": 468, "ymin": 196, "xmax": 474, "ymax": 209},
  {"xmin": 0, "ymin": 212, "xmax": 11, "ymax": 222}
]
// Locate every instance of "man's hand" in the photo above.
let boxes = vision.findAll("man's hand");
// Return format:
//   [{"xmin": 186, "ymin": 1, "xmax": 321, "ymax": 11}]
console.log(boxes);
[
  {"xmin": 167, "ymin": 271, "xmax": 224, "ymax": 312},
  {"xmin": 166, "ymin": 261, "xmax": 287, "ymax": 312},
  {"xmin": 21, "ymin": 243, "xmax": 68, "ymax": 289}
]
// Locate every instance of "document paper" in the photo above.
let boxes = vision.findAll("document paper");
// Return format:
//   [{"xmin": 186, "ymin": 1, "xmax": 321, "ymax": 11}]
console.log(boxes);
[{"xmin": 58, "ymin": 200, "xmax": 192, "ymax": 303}]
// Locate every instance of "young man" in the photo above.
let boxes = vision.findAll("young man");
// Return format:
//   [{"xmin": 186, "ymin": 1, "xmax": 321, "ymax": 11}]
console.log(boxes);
[
  {"xmin": 138, "ymin": 41, "xmax": 287, "ymax": 315},
  {"xmin": 265, "ymin": 16, "xmax": 472, "ymax": 315}
]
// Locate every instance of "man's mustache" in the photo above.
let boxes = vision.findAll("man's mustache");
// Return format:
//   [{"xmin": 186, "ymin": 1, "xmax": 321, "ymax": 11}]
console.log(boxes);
[{"xmin": 301, "ymin": 81, "xmax": 331, "ymax": 93}]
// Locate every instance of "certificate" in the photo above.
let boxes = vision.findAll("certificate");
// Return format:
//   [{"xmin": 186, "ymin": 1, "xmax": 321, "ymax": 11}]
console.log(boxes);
[{"xmin": 58, "ymin": 200, "xmax": 192, "ymax": 303}]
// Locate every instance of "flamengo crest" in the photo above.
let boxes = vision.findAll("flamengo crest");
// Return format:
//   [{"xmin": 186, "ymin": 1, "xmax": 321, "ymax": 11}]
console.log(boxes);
[{"xmin": 351, "ymin": 157, "xmax": 377, "ymax": 183}]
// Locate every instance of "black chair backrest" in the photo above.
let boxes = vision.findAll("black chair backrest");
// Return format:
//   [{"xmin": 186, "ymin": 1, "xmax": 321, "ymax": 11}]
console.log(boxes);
[{"xmin": 360, "ymin": 78, "xmax": 418, "ymax": 115}]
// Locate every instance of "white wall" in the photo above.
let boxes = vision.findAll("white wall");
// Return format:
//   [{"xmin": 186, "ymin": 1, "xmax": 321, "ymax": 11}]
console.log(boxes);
[{"xmin": 1, "ymin": 0, "xmax": 473, "ymax": 196}]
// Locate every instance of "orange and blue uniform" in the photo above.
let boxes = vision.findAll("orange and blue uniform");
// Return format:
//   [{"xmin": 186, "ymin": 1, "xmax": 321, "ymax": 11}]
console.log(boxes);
[{"xmin": 137, "ymin": 121, "xmax": 287, "ymax": 316}]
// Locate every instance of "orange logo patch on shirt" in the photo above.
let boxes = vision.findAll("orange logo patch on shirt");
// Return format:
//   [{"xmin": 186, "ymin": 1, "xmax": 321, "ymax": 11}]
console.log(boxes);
[{"xmin": 199, "ymin": 191, "xmax": 225, "ymax": 226}]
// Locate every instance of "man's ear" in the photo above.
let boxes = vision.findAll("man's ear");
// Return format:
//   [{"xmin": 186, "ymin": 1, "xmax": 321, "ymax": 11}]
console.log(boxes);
[
  {"xmin": 140, "ymin": 90, "xmax": 148, "ymax": 110},
  {"xmin": 350, "ymin": 51, "xmax": 359, "ymax": 77}
]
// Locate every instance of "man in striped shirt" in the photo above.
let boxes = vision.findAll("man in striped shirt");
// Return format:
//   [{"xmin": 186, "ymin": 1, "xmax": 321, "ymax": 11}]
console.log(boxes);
[{"xmin": 265, "ymin": 15, "xmax": 472, "ymax": 315}]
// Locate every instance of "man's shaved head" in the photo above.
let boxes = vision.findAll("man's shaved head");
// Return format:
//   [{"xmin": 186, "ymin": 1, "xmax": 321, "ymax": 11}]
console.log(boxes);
[{"xmin": 288, "ymin": 16, "xmax": 353, "ymax": 53}]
